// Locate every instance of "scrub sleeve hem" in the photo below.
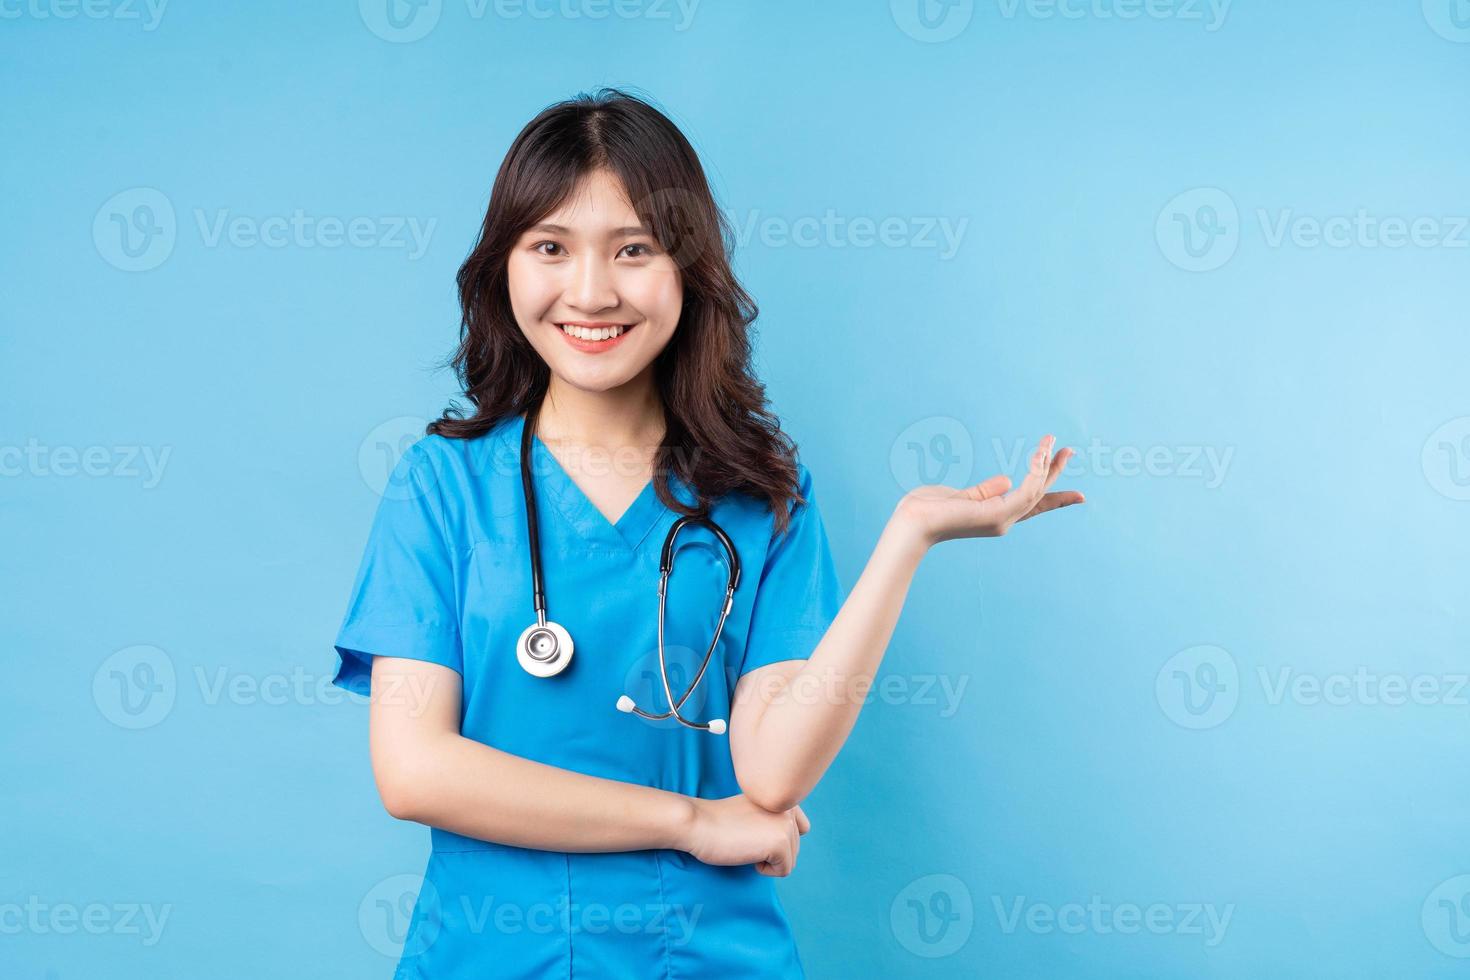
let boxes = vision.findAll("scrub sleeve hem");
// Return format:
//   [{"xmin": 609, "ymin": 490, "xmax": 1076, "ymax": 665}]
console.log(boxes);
[
  {"xmin": 737, "ymin": 624, "xmax": 826, "ymax": 679},
  {"xmin": 331, "ymin": 621, "xmax": 462, "ymax": 697}
]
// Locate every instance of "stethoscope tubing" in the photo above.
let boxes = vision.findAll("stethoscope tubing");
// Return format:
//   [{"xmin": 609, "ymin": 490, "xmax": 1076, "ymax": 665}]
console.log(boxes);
[
  {"xmin": 521, "ymin": 401, "xmax": 550, "ymax": 630},
  {"xmin": 519, "ymin": 401, "xmax": 741, "ymax": 733}
]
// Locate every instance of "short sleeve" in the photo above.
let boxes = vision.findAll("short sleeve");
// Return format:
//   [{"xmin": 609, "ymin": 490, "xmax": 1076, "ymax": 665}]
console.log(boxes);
[
  {"xmin": 331, "ymin": 444, "xmax": 462, "ymax": 697},
  {"xmin": 738, "ymin": 463, "xmax": 844, "ymax": 678}
]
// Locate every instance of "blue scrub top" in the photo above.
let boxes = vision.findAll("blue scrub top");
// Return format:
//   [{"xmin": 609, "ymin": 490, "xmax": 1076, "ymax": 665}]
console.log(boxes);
[{"xmin": 332, "ymin": 412, "xmax": 843, "ymax": 979}]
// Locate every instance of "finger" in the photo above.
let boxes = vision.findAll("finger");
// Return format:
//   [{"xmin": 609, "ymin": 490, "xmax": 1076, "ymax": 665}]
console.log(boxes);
[
  {"xmin": 961, "ymin": 474, "xmax": 1011, "ymax": 503},
  {"xmin": 792, "ymin": 805, "xmax": 810, "ymax": 836},
  {"xmin": 1040, "ymin": 447, "xmax": 1073, "ymax": 494},
  {"xmin": 1018, "ymin": 490, "xmax": 1086, "ymax": 522},
  {"xmin": 1024, "ymin": 435, "xmax": 1056, "ymax": 493},
  {"xmin": 997, "ymin": 435, "xmax": 1054, "ymax": 522},
  {"xmin": 1011, "ymin": 435, "xmax": 1053, "ymax": 499}
]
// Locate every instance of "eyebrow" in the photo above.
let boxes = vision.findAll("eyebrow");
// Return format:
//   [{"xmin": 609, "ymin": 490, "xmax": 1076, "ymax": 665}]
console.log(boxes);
[{"xmin": 528, "ymin": 222, "xmax": 652, "ymax": 237}]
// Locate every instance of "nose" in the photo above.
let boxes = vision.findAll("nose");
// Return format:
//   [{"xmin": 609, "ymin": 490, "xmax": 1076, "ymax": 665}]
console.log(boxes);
[{"xmin": 564, "ymin": 255, "xmax": 619, "ymax": 313}]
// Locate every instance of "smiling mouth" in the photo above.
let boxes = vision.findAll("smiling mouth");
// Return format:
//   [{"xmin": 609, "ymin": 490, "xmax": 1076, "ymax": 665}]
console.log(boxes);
[{"xmin": 555, "ymin": 322, "xmax": 635, "ymax": 342}]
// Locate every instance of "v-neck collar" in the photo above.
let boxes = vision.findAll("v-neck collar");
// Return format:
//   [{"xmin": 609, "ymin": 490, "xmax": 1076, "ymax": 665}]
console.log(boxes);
[{"xmin": 504, "ymin": 412, "xmax": 669, "ymax": 553}]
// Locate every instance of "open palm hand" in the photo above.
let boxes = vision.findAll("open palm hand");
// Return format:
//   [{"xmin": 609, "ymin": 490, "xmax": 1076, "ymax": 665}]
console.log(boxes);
[{"xmin": 897, "ymin": 435, "xmax": 1085, "ymax": 547}]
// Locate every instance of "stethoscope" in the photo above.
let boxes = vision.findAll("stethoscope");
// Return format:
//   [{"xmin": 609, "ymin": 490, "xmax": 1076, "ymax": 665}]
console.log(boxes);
[{"xmin": 515, "ymin": 404, "xmax": 741, "ymax": 735}]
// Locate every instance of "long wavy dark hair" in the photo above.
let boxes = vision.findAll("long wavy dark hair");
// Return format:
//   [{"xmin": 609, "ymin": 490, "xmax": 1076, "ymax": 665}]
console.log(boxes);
[{"xmin": 428, "ymin": 87, "xmax": 803, "ymax": 534}]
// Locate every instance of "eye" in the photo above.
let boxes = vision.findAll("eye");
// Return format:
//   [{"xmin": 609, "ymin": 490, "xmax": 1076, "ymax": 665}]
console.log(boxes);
[
  {"xmin": 620, "ymin": 242, "xmax": 655, "ymax": 259},
  {"xmin": 532, "ymin": 241, "xmax": 563, "ymax": 256}
]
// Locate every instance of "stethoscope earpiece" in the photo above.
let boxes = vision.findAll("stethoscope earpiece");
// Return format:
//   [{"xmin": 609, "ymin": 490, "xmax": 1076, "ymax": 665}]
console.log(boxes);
[{"xmin": 518, "ymin": 404, "xmax": 739, "ymax": 735}]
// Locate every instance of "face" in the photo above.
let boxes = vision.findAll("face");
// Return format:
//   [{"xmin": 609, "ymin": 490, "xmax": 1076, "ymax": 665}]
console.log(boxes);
[{"xmin": 506, "ymin": 168, "xmax": 683, "ymax": 394}]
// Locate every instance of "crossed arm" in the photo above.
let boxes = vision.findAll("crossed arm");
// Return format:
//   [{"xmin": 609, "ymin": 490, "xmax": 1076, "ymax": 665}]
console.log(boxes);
[{"xmin": 368, "ymin": 653, "xmax": 811, "ymax": 875}]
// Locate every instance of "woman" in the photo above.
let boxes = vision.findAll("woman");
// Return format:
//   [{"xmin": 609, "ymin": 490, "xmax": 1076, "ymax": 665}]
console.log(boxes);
[{"xmin": 332, "ymin": 87, "xmax": 1083, "ymax": 978}]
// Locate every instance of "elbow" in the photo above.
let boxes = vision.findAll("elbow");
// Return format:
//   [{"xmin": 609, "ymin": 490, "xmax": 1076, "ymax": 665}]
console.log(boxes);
[
  {"xmin": 376, "ymin": 773, "xmax": 422, "ymax": 822},
  {"xmin": 740, "ymin": 776, "xmax": 803, "ymax": 814},
  {"xmin": 371, "ymin": 727, "xmax": 452, "ymax": 824},
  {"xmin": 373, "ymin": 758, "xmax": 432, "ymax": 823}
]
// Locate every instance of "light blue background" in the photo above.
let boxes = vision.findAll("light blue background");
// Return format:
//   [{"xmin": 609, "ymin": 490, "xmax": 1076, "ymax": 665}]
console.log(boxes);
[{"xmin": 4, "ymin": 1, "xmax": 1468, "ymax": 977}]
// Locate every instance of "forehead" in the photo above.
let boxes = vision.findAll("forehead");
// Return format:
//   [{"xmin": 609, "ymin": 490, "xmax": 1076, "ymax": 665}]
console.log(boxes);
[{"xmin": 532, "ymin": 169, "xmax": 648, "ymax": 236}]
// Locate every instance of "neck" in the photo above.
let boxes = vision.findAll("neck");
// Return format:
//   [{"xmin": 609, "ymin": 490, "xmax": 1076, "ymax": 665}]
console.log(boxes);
[{"xmin": 536, "ymin": 370, "xmax": 665, "ymax": 449}]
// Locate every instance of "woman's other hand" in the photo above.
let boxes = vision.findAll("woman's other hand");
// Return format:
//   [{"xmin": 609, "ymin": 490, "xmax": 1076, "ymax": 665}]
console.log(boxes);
[{"xmin": 683, "ymin": 794, "xmax": 811, "ymax": 877}]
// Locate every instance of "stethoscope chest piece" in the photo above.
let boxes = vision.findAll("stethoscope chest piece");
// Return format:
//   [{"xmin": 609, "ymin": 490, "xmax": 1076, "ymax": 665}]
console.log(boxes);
[
  {"xmin": 517, "ymin": 619, "xmax": 573, "ymax": 677},
  {"xmin": 515, "ymin": 403, "xmax": 738, "ymax": 734}
]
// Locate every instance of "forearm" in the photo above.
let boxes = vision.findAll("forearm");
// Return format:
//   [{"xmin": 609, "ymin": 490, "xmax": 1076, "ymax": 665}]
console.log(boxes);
[
  {"xmin": 741, "ymin": 511, "xmax": 928, "ymax": 810},
  {"xmin": 385, "ymin": 732, "xmax": 696, "ymax": 853}
]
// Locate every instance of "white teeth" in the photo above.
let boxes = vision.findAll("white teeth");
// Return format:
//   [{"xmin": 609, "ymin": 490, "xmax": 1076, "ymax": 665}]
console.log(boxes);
[{"xmin": 559, "ymin": 323, "xmax": 626, "ymax": 341}]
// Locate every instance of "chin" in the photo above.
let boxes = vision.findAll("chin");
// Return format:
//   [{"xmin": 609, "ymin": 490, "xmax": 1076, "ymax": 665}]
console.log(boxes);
[{"xmin": 550, "ymin": 363, "xmax": 645, "ymax": 393}]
